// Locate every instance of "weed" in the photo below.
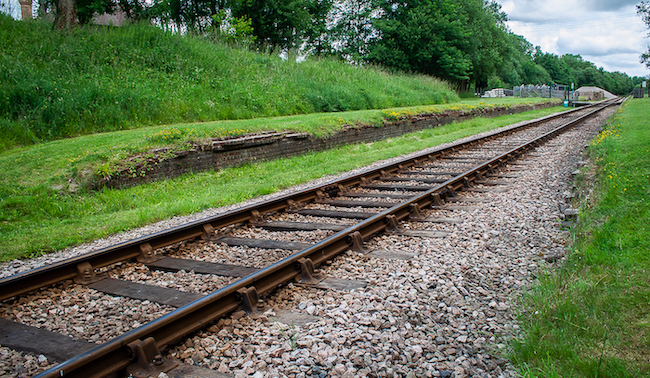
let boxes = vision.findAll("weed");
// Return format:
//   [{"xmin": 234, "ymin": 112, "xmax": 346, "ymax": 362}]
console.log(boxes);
[{"xmin": 273, "ymin": 319, "xmax": 298, "ymax": 350}]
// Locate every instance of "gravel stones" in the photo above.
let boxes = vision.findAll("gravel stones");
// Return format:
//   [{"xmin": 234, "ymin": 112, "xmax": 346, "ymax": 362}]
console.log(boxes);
[
  {"xmin": 0, "ymin": 347, "xmax": 56, "ymax": 377},
  {"xmin": 0, "ymin": 282, "xmax": 174, "ymax": 343},
  {"xmin": 108, "ymin": 262, "xmax": 237, "ymax": 295},
  {"xmin": 168, "ymin": 239, "xmax": 297, "ymax": 269}
]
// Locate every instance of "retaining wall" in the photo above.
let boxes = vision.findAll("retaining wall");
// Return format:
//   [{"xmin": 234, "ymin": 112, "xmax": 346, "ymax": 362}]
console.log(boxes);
[{"xmin": 99, "ymin": 101, "xmax": 558, "ymax": 189}]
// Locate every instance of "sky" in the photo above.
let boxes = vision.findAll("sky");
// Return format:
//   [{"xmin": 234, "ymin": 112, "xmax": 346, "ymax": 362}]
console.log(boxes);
[
  {"xmin": 0, "ymin": 0, "xmax": 21, "ymax": 20},
  {"xmin": 494, "ymin": 0, "xmax": 650, "ymax": 78}
]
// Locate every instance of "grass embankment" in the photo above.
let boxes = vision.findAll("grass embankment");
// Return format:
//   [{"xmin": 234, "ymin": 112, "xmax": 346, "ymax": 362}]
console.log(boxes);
[
  {"xmin": 48, "ymin": 97, "xmax": 555, "ymax": 183},
  {"xmin": 0, "ymin": 15, "xmax": 458, "ymax": 151},
  {"xmin": 512, "ymin": 98, "xmax": 650, "ymax": 377},
  {"xmin": 0, "ymin": 101, "xmax": 563, "ymax": 261}
]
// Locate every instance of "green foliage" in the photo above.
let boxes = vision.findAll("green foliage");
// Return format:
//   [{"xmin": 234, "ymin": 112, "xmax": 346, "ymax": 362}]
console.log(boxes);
[
  {"xmin": 638, "ymin": 1, "xmax": 650, "ymax": 69},
  {"xmin": 489, "ymin": 34, "xmax": 635, "ymax": 94},
  {"xmin": 38, "ymin": 0, "xmax": 639, "ymax": 96},
  {"xmin": 365, "ymin": 0, "xmax": 511, "ymax": 89},
  {"xmin": 117, "ymin": 0, "xmax": 164, "ymax": 22},
  {"xmin": 0, "ymin": 15, "xmax": 457, "ymax": 151},
  {"xmin": 512, "ymin": 99, "xmax": 650, "ymax": 377},
  {"xmin": 367, "ymin": 0, "xmax": 473, "ymax": 84},
  {"xmin": 76, "ymin": 0, "xmax": 114, "ymax": 24},
  {"xmin": 463, "ymin": 0, "xmax": 509, "ymax": 89},
  {"xmin": 159, "ymin": 0, "xmax": 219, "ymax": 31},
  {"xmin": 532, "ymin": 53, "xmax": 635, "ymax": 95},
  {"xmin": 210, "ymin": 9, "xmax": 255, "ymax": 44},
  {"xmin": 230, "ymin": 0, "xmax": 330, "ymax": 51},
  {"xmin": 495, "ymin": 34, "xmax": 551, "ymax": 87}
]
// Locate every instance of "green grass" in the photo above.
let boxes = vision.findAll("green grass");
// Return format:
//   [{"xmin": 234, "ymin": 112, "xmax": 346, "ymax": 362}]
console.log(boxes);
[
  {"xmin": 0, "ymin": 15, "xmax": 460, "ymax": 151},
  {"xmin": 0, "ymin": 97, "xmax": 556, "ymax": 190},
  {"xmin": 0, "ymin": 104, "xmax": 565, "ymax": 262},
  {"xmin": 512, "ymin": 98, "xmax": 650, "ymax": 377}
]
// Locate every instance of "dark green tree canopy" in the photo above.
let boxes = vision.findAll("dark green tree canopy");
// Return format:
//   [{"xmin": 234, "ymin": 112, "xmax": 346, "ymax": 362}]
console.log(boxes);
[
  {"xmin": 638, "ymin": 1, "xmax": 650, "ymax": 69},
  {"xmin": 364, "ymin": 0, "xmax": 510, "ymax": 89},
  {"xmin": 230, "ymin": 0, "xmax": 329, "ymax": 50},
  {"xmin": 366, "ymin": 0, "xmax": 472, "ymax": 83}
]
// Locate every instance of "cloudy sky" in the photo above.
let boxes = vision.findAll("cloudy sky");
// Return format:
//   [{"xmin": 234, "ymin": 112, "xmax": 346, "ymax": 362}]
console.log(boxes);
[{"xmin": 494, "ymin": 0, "xmax": 650, "ymax": 78}]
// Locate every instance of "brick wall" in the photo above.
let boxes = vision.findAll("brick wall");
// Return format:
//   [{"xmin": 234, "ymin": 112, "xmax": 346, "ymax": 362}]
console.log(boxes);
[{"xmin": 101, "ymin": 102, "xmax": 555, "ymax": 189}]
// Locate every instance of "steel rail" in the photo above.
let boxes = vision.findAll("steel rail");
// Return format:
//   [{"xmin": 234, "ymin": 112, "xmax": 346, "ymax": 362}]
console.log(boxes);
[
  {"xmin": 0, "ymin": 103, "xmax": 596, "ymax": 302},
  {"xmin": 34, "ymin": 99, "xmax": 620, "ymax": 378}
]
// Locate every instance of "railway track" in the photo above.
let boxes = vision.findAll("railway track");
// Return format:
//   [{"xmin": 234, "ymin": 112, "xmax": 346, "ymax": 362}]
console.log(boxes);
[{"xmin": 0, "ymin": 98, "xmax": 622, "ymax": 377}]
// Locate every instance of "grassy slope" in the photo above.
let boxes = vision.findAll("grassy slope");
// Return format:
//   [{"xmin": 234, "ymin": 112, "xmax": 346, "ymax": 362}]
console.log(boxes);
[
  {"xmin": 0, "ymin": 15, "xmax": 458, "ymax": 150},
  {"xmin": 512, "ymin": 98, "xmax": 650, "ymax": 377},
  {"xmin": 0, "ymin": 103, "xmax": 564, "ymax": 261}
]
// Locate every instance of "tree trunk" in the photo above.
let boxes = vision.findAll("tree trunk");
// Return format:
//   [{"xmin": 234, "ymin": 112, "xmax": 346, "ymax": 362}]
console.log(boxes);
[
  {"xmin": 459, "ymin": 80, "xmax": 469, "ymax": 93},
  {"xmin": 55, "ymin": 0, "xmax": 76, "ymax": 29},
  {"xmin": 19, "ymin": 0, "xmax": 32, "ymax": 20}
]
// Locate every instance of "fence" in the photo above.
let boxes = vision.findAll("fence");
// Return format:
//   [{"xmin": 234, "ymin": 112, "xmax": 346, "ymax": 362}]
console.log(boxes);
[
  {"xmin": 513, "ymin": 85, "xmax": 577, "ymax": 100},
  {"xmin": 633, "ymin": 87, "xmax": 645, "ymax": 98}
]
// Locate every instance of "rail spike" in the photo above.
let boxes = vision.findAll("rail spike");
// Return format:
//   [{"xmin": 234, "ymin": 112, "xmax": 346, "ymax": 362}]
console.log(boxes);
[
  {"xmin": 296, "ymin": 258, "xmax": 323, "ymax": 285},
  {"xmin": 236, "ymin": 286, "xmax": 261, "ymax": 315},
  {"xmin": 286, "ymin": 199, "xmax": 302, "ymax": 210},
  {"xmin": 126, "ymin": 337, "xmax": 179, "ymax": 378},
  {"xmin": 409, "ymin": 203, "xmax": 425, "ymax": 221},
  {"xmin": 430, "ymin": 193, "xmax": 443, "ymax": 207},
  {"xmin": 137, "ymin": 243, "xmax": 161, "ymax": 263},
  {"xmin": 446, "ymin": 185, "xmax": 457, "ymax": 199},
  {"xmin": 249, "ymin": 209, "xmax": 261, "ymax": 222},
  {"xmin": 73, "ymin": 262, "xmax": 104, "ymax": 285},
  {"xmin": 348, "ymin": 231, "xmax": 366, "ymax": 252},
  {"xmin": 384, "ymin": 215, "xmax": 401, "ymax": 232}
]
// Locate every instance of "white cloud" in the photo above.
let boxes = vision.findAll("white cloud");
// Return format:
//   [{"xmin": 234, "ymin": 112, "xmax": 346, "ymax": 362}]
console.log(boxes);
[
  {"xmin": 494, "ymin": 0, "xmax": 650, "ymax": 77},
  {"xmin": 555, "ymin": 24, "xmax": 644, "ymax": 56},
  {"xmin": 0, "ymin": 0, "xmax": 21, "ymax": 19},
  {"xmin": 585, "ymin": 53, "xmax": 649, "ymax": 77}
]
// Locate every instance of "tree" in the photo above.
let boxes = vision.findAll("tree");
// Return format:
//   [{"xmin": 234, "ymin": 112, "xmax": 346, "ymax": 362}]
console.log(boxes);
[
  {"xmin": 301, "ymin": 0, "xmax": 333, "ymax": 56},
  {"xmin": 161, "ymin": 0, "xmax": 223, "ymax": 32},
  {"xmin": 320, "ymin": 0, "xmax": 378, "ymax": 61},
  {"xmin": 55, "ymin": 0, "xmax": 76, "ymax": 28},
  {"xmin": 494, "ymin": 34, "xmax": 552, "ymax": 87},
  {"xmin": 76, "ymin": 0, "xmax": 113, "ymax": 24},
  {"xmin": 230, "ymin": 0, "xmax": 331, "ymax": 51},
  {"xmin": 364, "ymin": 0, "xmax": 510, "ymax": 90},
  {"xmin": 463, "ymin": 0, "xmax": 509, "ymax": 90},
  {"xmin": 51, "ymin": 0, "xmax": 154, "ymax": 28},
  {"xmin": 534, "ymin": 52, "xmax": 570, "ymax": 85},
  {"xmin": 365, "ymin": 0, "xmax": 473, "ymax": 85},
  {"xmin": 638, "ymin": 1, "xmax": 650, "ymax": 69}
]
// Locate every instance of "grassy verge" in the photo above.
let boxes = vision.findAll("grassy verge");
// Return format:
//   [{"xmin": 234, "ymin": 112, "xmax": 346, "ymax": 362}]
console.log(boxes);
[
  {"xmin": 0, "ymin": 15, "xmax": 458, "ymax": 151},
  {"xmin": 0, "ymin": 103, "xmax": 565, "ymax": 262},
  {"xmin": 512, "ymin": 98, "xmax": 650, "ymax": 377},
  {"xmin": 0, "ymin": 97, "xmax": 557, "ymax": 191}
]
